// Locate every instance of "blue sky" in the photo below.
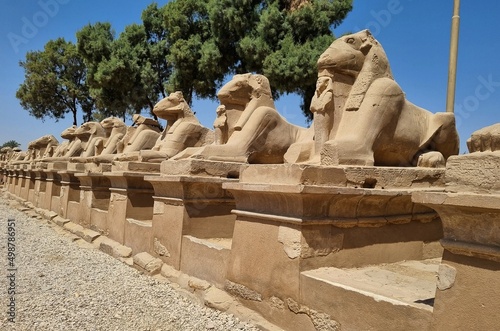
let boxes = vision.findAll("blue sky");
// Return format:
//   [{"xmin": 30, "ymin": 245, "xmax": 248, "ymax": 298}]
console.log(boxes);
[{"xmin": 1, "ymin": 0, "xmax": 499, "ymax": 154}]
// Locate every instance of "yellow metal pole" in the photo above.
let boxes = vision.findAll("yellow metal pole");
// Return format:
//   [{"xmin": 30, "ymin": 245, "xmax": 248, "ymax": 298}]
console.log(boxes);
[{"xmin": 446, "ymin": 0, "xmax": 460, "ymax": 113}]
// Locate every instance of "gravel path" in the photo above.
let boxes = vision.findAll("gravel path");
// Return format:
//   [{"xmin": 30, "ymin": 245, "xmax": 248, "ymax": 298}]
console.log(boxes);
[{"xmin": 0, "ymin": 195, "xmax": 259, "ymax": 331}]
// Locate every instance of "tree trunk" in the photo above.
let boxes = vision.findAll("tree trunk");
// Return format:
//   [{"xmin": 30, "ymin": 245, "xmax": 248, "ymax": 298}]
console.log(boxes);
[
  {"xmin": 72, "ymin": 109, "xmax": 78, "ymax": 126},
  {"xmin": 147, "ymin": 98, "xmax": 159, "ymax": 122},
  {"xmin": 301, "ymin": 84, "xmax": 315, "ymax": 124}
]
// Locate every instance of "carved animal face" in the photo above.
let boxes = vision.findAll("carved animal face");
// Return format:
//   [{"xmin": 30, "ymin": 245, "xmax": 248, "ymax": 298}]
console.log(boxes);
[
  {"xmin": 37, "ymin": 135, "xmax": 58, "ymax": 146},
  {"xmin": 318, "ymin": 30, "xmax": 375, "ymax": 76},
  {"xmin": 101, "ymin": 117, "xmax": 125, "ymax": 130},
  {"xmin": 217, "ymin": 73, "xmax": 272, "ymax": 106},
  {"xmin": 74, "ymin": 122, "xmax": 105, "ymax": 138},
  {"xmin": 61, "ymin": 125, "xmax": 77, "ymax": 140},
  {"xmin": 153, "ymin": 91, "xmax": 185, "ymax": 120}
]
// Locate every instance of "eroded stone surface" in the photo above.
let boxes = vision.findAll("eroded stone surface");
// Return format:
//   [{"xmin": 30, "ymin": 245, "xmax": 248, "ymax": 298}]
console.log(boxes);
[
  {"xmin": 184, "ymin": 73, "xmax": 310, "ymax": 164},
  {"xmin": 225, "ymin": 280, "xmax": 263, "ymax": 302},
  {"xmin": 467, "ymin": 123, "xmax": 500, "ymax": 153},
  {"xmin": 133, "ymin": 252, "xmax": 163, "ymax": 274},
  {"xmin": 203, "ymin": 286, "xmax": 235, "ymax": 312},
  {"xmin": 277, "ymin": 225, "xmax": 302, "ymax": 259},
  {"xmin": 115, "ymin": 92, "xmax": 212, "ymax": 163},
  {"xmin": 154, "ymin": 237, "xmax": 170, "ymax": 257},
  {"xmin": 315, "ymin": 30, "xmax": 459, "ymax": 167},
  {"xmin": 437, "ymin": 263, "xmax": 457, "ymax": 290}
]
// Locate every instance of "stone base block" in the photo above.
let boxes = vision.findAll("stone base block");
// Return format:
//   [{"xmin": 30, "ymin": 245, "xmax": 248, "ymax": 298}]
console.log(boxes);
[
  {"xmin": 90, "ymin": 208, "xmax": 108, "ymax": 234},
  {"xmin": 300, "ymin": 259, "xmax": 438, "ymax": 331},
  {"xmin": 180, "ymin": 235, "xmax": 231, "ymax": 288},
  {"xmin": 67, "ymin": 200, "xmax": 87, "ymax": 226},
  {"xmin": 431, "ymin": 251, "xmax": 500, "ymax": 330},
  {"xmin": 124, "ymin": 218, "xmax": 152, "ymax": 255},
  {"xmin": 111, "ymin": 161, "xmax": 160, "ymax": 173},
  {"xmin": 161, "ymin": 159, "xmax": 242, "ymax": 178}
]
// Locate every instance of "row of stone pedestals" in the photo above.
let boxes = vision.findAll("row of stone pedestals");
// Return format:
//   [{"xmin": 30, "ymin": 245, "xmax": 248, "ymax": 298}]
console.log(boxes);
[{"xmin": 2, "ymin": 153, "xmax": 499, "ymax": 330}]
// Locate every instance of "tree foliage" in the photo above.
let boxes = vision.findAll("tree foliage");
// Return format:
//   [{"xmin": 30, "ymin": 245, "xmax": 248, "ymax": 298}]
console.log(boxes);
[
  {"xmin": 76, "ymin": 7, "xmax": 172, "ymax": 120},
  {"xmin": 163, "ymin": 0, "xmax": 219, "ymax": 105},
  {"xmin": 1, "ymin": 140, "xmax": 21, "ymax": 149},
  {"xmin": 17, "ymin": 0, "xmax": 352, "ymax": 125},
  {"xmin": 16, "ymin": 38, "xmax": 93, "ymax": 125},
  {"xmin": 165, "ymin": 0, "xmax": 353, "ymax": 119}
]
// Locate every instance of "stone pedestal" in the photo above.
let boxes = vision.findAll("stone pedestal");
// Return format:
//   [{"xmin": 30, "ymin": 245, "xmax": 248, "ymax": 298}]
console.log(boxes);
[
  {"xmin": 14, "ymin": 168, "xmax": 24, "ymax": 197},
  {"xmin": 413, "ymin": 152, "xmax": 500, "ymax": 331},
  {"xmin": 38, "ymin": 171, "xmax": 61, "ymax": 213},
  {"xmin": 223, "ymin": 164, "xmax": 445, "ymax": 329},
  {"xmin": 145, "ymin": 159, "xmax": 241, "ymax": 286},
  {"xmin": 103, "ymin": 162, "xmax": 160, "ymax": 254},
  {"xmin": 20, "ymin": 169, "xmax": 34, "ymax": 201},
  {"xmin": 58, "ymin": 171, "xmax": 81, "ymax": 219},
  {"xmin": 7, "ymin": 169, "xmax": 19, "ymax": 195},
  {"xmin": 25, "ymin": 168, "xmax": 38, "ymax": 203},
  {"xmin": 35, "ymin": 162, "xmax": 66, "ymax": 213},
  {"xmin": 0, "ymin": 164, "xmax": 6, "ymax": 186},
  {"xmin": 32, "ymin": 170, "xmax": 47, "ymax": 207},
  {"xmin": 3, "ymin": 168, "xmax": 11, "ymax": 192},
  {"xmin": 74, "ymin": 173, "xmax": 111, "ymax": 230}
]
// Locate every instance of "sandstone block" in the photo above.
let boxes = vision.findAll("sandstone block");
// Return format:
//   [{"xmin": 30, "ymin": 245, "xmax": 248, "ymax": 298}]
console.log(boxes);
[{"xmin": 133, "ymin": 252, "xmax": 162, "ymax": 274}]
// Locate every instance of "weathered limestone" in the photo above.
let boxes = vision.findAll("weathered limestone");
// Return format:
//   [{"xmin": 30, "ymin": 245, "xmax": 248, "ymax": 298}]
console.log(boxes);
[
  {"xmin": 28, "ymin": 135, "xmax": 59, "ymax": 160},
  {"xmin": 50, "ymin": 125, "xmax": 78, "ymax": 158},
  {"xmin": 40, "ymin": 164, "xmax": 64, "ymax": 213},
  {"xmin": 41, "ymin": 125, "xmax": 82, "ymax": 162},
  {"xmin": 145, "ymin": 159, "xmax": 241, "ymax": 288},
  {"xmin": 71, "ymin": 121, "xmax": 107, "ymax": 159},
  {"xmin": 58, "ymin": 170, "xmax": 81, "ymax": 220},
  {"xmin": 222, "ymin": 164, "xmax": 445, "ymax": 330},
  {"xmin": 116, "ymin": 92, "xmax": 212, "ymax": 163},
  {"xmin": 413, "ymin": 127, "xmax": 500, "ymax": 330},
  {"xmin": 96, "ymin": 117, "xmax": 127, "ymax": 155},
  {"xmin": 466, "ymin": 122, "xmax": 500, "ymax": 152},
  {"xmin": 4, "ymin": 28, "xmax": 500, "ymax": 331},
  {"xmin": 30, "ymin": 170, "xmax": 46, "ymax": 207},
  {"xmin": 312, "ymin": 30, "xmax": 459, "ymax": 166},
  {"xmin": 100, "ymin": 161, "xmax": 160, "ymax": 254},
  {"xmin": 183, "ymin": 73, "xmax": 311, "ymax": 164},
  {"xmin": 9, "ymin": 135, "xmax": 59, "ymax": 165},
  {"xmin": 91, "ymin": 115, "xmax": 161, "ymax": 164},
  {"xmin": 300, "ymin": 259, "xmax": 438, "ymax": 330},
  {"xmin": 73, "ymin": 173, "xmax": 111, "ymax": 231}
]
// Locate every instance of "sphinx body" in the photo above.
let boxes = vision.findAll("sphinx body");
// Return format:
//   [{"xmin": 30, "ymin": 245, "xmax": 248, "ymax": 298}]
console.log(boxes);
[
  {"xmin": 92, "ymin": 115, "xmax": 161, "ymax": 164},
  {"xmin": 313, "ymin": 30, "xmax": 459, "ymax": 167},
  {"xmin": 115, "ymin": 92, "xmax": 211, "ymax": 163},
  {"xmin": 186, "ymin": 73, "xmax": 308, "ymax": 164},
  {"xmin": 40, "ymin": 125, "xmax": 83, "ymax": 162},
  {"xmin": 30, "ymin": 135, "xmax": 59, "ymax": 160},
  {"xmin": 0, "ymin": 147, "xmax": 13, "ymax": 162},
  {"xmin": 11, "ymin": 135, "xmax": 59, "ymax": 164},
  {"xmin": 467, "ymin": 123, "xmax": 500, "ymax": 153},
  {"xmin": 71, "ymin": 117, "xmax": 127, "ymax": 163},
  {"xmin": 50, "ymin": 126, "xmax": 77, "ymax": 158},
  {"xmin": 93, "ymin": 117, "xmax": 127, "ymax": 156},
  {"xmin": 68, "ymin": 121, "xmax": 107, "ymax": 162}
]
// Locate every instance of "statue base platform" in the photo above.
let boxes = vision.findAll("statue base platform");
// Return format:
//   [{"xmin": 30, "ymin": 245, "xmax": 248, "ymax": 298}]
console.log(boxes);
[
  {"xmin": 412, "ymin": 152, "xmax": 500, "ymax": 331},
  {"xmin": 221, "ymin": 163, "xmax": 446, "ymax": 330},
  {"xmin": 144, "ymin": 159, "xmax": 241, "ymax": 286}
]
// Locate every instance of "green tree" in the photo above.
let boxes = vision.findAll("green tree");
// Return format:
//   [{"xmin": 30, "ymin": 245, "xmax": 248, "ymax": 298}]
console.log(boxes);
[
  {"xmin": 163, "ymin": 0, "xmax": 220, "ymax": 105},
  {"xmin": 162, "ymin": 0, "xmax": 352, "ymax": 120},
  {"xmin": 16, "ymin": 38, "xmax": 94, "ymax": 126},
  {"xmin": 141, "ymin": 3, "xmax": 172, "ymax": 100},
  {"xmin": 76, "ymin": 11, "xmax": 172, "ymax": 120},
  {"xmin": 1, "ymin": 140, "xmax": 21, "ymax": 149},
  {"xmin": 76, "ymin": 23, "xmax": 126, "ymax": 118}
]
